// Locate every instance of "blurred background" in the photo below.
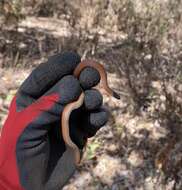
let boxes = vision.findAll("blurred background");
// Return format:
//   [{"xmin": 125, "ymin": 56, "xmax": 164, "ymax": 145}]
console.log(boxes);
[{"xmin": 0, "ymin": 0, "xmax": 182, "ymax": 189}]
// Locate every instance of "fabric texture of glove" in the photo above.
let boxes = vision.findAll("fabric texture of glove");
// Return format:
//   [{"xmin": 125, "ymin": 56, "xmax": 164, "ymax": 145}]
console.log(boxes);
[{"xmin": 0, "ymin": 52, "xmax": 108, "ymax": 190}]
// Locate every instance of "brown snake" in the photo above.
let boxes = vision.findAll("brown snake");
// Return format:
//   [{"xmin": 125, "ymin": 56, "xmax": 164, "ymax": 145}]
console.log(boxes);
[{"xmin": 61, "ymin": 59, "xmax": 120, "ymax": 165}]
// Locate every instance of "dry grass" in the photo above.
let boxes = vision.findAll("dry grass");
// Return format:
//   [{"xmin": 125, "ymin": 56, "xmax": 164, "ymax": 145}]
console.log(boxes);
[{"xmin": 0, "ymin": 0, "xmax": 182, "ymax": 189}]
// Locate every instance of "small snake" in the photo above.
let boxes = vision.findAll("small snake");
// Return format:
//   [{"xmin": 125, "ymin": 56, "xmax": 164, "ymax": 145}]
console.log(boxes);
[{"xmin": 61, "ymin": 59, "xmax": 120, "ymax": 165}]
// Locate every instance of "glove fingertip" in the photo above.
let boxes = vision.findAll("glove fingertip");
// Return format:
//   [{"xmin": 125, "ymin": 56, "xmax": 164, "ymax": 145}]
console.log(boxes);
[
  {"xmin": 84, "ymin": 89, "xmax": 103, "ymax": 110},
  {"xmin": 79, "ymin": 67, "xmax": 100, "ymax": 90},
  {"xmin": 90, "ymin": 109, "xmax": 109, "ymax": 128}
]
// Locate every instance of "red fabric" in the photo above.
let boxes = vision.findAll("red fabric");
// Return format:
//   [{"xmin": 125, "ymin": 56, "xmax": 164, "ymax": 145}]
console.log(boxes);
[{"xmin": 0, "ymin": 94, "xmax": 59, "ymax": 190}]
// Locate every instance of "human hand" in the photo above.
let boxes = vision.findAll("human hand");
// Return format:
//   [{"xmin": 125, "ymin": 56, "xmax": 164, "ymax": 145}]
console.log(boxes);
[{"xmin": 0, "ymin": 52, "xmax": 109, "ymax": 190}]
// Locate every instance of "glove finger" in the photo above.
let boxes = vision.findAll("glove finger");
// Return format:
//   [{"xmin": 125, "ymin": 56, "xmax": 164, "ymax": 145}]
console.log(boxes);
[
  {"xmin": 68, "ymin": 89, "xmax": 105, "ymax": 148},
  {"xmin": 16, "ymin": 52, "xmax": 81, "ymax": 110},
  {"xmin": 85, "ymin": 108, "xmax": 109, "ymax": 138},
  {"xmin": 19, "ymin": 75, "xmax": 81, "ymax": 142},
  {"xmin": 79, "ymin": 67, "xmax": 101, "ymax": 90},
  {"xmin": 55, "ymin": 107, "xmax": 108, "ymax": 150},
  {"xmin": 84, "ymin": 89, "xmax": 103, "ymax": 111},
  {"xmin": 69, "ymin": 109, "xmax": 108, "ymax": 149},
  {"xmin": 44, "ymin": 75, "xmax": 81, "ymax": 105},
  {"xmin": 71, "ymin": 107, "xmax": 109, "ymax": 139}
]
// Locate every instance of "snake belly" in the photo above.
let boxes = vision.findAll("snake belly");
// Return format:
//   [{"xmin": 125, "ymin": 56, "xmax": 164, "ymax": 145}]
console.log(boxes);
[{"xmin": 61, "ymin": 93, "xmax": 85, "ymax": 165}]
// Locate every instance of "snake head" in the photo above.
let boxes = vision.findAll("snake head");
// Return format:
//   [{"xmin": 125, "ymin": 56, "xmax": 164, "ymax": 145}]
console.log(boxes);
[{"xmin": 74, "ymin": 59, "xmax": 120, "ymax": 100}]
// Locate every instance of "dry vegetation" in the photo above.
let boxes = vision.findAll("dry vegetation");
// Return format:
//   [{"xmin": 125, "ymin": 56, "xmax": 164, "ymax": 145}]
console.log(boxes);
[{"xmin": 0, "ymin": 0, "xmax": 182, "ymax": 189}]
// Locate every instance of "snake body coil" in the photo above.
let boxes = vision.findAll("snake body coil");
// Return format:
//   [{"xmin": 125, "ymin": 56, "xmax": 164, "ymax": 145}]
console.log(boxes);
[{"xmin": 61, "ymin": 60, "xmax": 120, "ymax": 165}]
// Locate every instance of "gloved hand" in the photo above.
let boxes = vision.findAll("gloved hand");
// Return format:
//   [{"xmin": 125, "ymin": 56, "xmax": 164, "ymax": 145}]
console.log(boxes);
[{"xmin": 0, "ymin": 52, "xmax": 109, "ymax": 190}]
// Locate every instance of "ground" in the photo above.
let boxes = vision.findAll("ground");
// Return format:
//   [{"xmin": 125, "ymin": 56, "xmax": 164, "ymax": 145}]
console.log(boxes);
[
  {"xmin": 0, "ymin": 67, "xmax": 181, "ymax": 190},
  {"xmin": 0, "ymin": 4, "xmax": 182, "ymax": 189}
]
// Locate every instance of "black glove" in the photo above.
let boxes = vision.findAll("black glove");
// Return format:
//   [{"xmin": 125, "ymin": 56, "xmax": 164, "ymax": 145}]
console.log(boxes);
[{"xmin": 0, "ymin": 52, "xmax": 108, "ymax": 190}]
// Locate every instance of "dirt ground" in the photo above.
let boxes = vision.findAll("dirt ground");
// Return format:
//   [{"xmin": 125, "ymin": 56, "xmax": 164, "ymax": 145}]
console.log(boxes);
[
  {"xmin": 0, "ymin": 9, "xmax": 182, "ymax": 189},
  {"xmin": 0, "ymin": 67, "xmax": 181, "ymax": 190}
]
